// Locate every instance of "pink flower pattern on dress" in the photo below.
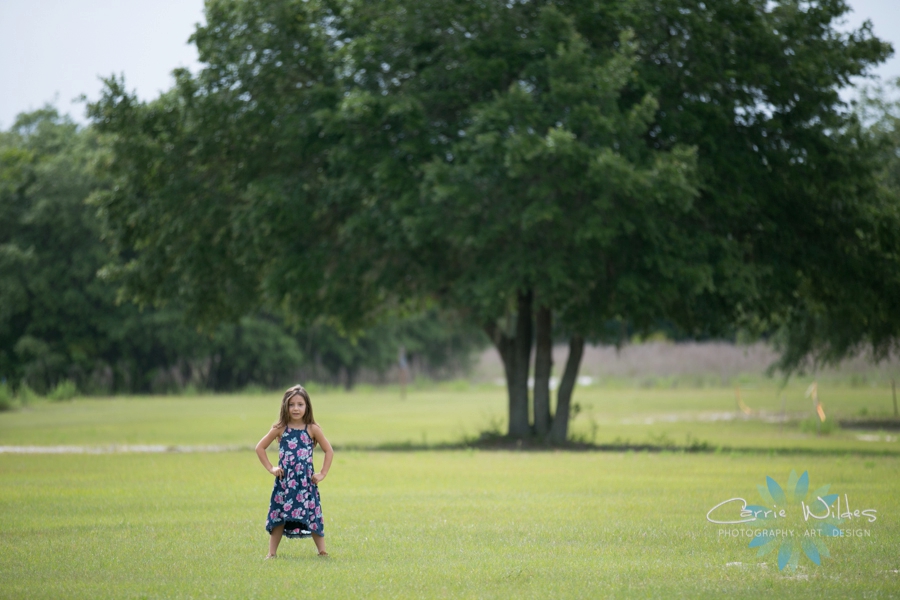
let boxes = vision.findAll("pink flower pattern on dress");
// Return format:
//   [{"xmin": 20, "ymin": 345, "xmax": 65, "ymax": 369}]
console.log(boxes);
[{"xmin": 265, "ymin": 425, "xmax": 324, "ymax": 539}]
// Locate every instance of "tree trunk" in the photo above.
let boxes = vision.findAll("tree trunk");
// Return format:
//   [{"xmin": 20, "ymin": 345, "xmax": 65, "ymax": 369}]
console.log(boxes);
[
  {"xmin": 345, "ymin": 364, "xmax": 357, "ymax": 391},
  {"xmin": 533, "ymin": 305, "xmax": 553, "ymax": 437},
  {"xmin": 548, "ymin": 335, "xmax": 584, "ymax": 444},
  {"xmin": 484, "ymin": 290, "xmax": 534, "ymax": 438},
  {"xmin": 508, "ymin": 289, "xmax": 533, "ymax": 437}
]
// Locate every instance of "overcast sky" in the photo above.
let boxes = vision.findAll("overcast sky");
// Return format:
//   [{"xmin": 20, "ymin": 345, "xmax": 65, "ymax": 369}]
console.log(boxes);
[{"xmin": 1, "ymin": 0, "xmax": 899, "ymax": 129}]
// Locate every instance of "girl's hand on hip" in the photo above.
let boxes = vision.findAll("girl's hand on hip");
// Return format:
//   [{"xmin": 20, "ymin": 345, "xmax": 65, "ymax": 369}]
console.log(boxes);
[
  {"xmin": 311, "ymin": 472, "xmax": 325, "ymax": 484},
  {"xmin": 270, "ymin": 466, "xmax": 284, "ymax": 478}
]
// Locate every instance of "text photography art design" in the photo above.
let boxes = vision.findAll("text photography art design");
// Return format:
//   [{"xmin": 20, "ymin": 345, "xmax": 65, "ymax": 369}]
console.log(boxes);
[{"xmin": 706, "ymin": 470, "xmax": 877, "ymax": 570}]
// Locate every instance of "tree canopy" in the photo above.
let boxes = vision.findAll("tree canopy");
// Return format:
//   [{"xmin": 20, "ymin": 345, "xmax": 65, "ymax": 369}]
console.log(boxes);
[
  {"xmin": 89, "ymin": 0, "xmax": 900, "ymax": 438},
  {"xmin": 0, "ymin": 109, "xmax": 220, "ymax": 394},
  {"xmin": 0, "ymin": 109, "xmax": 480, "ymax": 395}
]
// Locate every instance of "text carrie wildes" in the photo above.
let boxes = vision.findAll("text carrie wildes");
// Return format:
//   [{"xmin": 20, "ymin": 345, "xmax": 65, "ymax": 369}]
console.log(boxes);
[{"xmin": 706, "ymin": 494, "xmax": 877, "ymax": 525}]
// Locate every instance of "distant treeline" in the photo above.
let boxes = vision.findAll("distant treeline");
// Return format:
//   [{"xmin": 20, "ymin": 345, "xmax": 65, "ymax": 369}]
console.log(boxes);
[{"xmin": 0, "ymin": 110, "xmax": 486, "ymax": 394}]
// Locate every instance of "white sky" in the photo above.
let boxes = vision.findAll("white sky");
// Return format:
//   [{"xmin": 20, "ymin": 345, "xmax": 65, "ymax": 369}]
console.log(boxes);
[
  {"xmin": 1, "ymin": 0, "xmax": 899, "ymax": 129},
  {"xmin": 0, "ymin": 0, "xmax": 205, "ymax": 128}
]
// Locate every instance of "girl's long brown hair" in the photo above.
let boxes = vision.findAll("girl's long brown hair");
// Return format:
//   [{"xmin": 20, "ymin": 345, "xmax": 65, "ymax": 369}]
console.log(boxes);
[{"xmin": 273, "ymin": 385, "xmax": 317, "ymax": 446}]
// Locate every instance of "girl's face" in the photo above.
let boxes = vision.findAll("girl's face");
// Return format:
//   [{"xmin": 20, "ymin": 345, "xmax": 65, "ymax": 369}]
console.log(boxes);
[{"xmin": 288, "ymin": 396, "xmax": 307, "ymax": 422}]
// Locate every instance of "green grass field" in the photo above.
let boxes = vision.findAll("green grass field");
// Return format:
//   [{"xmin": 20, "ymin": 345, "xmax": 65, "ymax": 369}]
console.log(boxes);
[
  {"xmin": 1, "ymin": 385, "xmax": 898, "ymax": 598},
  {"xmin": 1, "ymin": 382, "xmax": 897, "ymax": 453}
]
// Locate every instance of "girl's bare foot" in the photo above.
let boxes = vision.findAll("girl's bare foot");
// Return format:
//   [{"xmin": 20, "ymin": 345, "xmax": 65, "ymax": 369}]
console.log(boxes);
[
  {"xmin": 317, "ymin": 550, "xmax": 329, "ymax": 556},
  {"xmin": 265, "ymin": 554, "xmax": 277, "ymax": 559}
]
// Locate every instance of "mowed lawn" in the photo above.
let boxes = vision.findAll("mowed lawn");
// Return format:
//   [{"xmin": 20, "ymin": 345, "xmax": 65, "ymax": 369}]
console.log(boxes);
[
  {"xmin": 1, "ymin": 451, "xmax": 898, "ymax": 598},
  {"xmin": 1, "ymin": 386, "xmax": 899, "ymax": 598}
]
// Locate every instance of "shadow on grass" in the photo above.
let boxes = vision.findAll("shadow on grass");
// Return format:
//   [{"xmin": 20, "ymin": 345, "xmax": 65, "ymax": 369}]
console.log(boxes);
[
  {"xmin": 838, "ymin": 417, "xmax": 900, "ymax": 430},
  {"xmin": 334, "ymin": 430, "xmax": 900, "ymax": 457}
]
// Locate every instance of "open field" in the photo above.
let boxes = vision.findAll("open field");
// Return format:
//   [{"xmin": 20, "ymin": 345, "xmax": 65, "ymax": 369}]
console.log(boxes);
[
  {"xmin": 1, "ymin": 451, "xmax": 898, "ymax": 598},
  {"xmin": 1, "ymin": 386, "xmax": 899, "ymax": 598},
  {"xmin": 1, "ymin": 383, "xmax": 897, "ymax": 453}
]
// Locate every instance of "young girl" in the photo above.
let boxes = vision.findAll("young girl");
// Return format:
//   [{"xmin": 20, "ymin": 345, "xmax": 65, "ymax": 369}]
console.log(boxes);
[{"xmin": 256, "ymin": 384, "xmax": 334, "ymax": 558}]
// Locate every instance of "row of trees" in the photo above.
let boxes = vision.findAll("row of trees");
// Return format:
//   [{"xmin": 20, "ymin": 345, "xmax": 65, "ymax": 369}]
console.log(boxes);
[
  {"xmin": 7, "ymin": 1, "xmax": 897, "ymax": 438},
  {"xmin": 89, "ymin": 0, "xmax": 900, "ymax": 440},
  {"xmin": 0, "ymin": 110, "xmax": 485, "ymax": 394}
]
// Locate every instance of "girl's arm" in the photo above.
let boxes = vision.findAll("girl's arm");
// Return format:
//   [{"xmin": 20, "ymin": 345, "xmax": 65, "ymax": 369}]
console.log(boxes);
[
  {"xmin": 256, "ymin": 426, "xmax": 286, "ymax": 477},
  {"xmin": 310, "ymin": 424, "xmax": 334, "ymax": 484}
]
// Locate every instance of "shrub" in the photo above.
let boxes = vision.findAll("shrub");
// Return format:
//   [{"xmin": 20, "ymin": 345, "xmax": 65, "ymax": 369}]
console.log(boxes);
[
  {"xmin": 48, "ymin": 380, "xmax": 78, "ymax": 402},
  {"xmin": 0, "ymin": 383, "xmax": 14, "ymax": 411},
  {"xmin": 17, "ymin": 383, "xmax": 40, "ymax": 405},
  {"xmin": 799, "ymin": 415, "xmax": 839, "ymax": 435}
]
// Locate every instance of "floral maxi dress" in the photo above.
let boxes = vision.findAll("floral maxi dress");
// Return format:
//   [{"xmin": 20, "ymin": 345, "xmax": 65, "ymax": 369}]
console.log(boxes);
[{"xmin": 266, "ymin": 425, "xmax": 324, "ymax": 538}]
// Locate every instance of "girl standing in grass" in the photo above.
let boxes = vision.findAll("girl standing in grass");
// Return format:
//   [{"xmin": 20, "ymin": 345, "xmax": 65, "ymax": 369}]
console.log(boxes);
[{"xmin": 256, "ymin": 384, "xmax": 334, "ymax": 558}]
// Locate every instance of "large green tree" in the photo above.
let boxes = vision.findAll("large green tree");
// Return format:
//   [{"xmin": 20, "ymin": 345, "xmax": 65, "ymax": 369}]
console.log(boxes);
[
  {"xmin": 397, "ymin": 11, "xmax": 702, "ymax": 438},
  {"xmin": 90, "ymin": 0, "xmax": 899, "ymax": 439},
  {"xmin": 0, "ymin": 108, "xmax": 481, "ymax": 394},
  {"xmin": 0, "ymin": 110, "xmax": 311, "ymax": 393},
  {"xmin": 0, "ymin": 109, "xmax": 106, "ymax": 391},
  {"xmin": 0, "ymin": 109, "xmax": 201, "ymax": 393},
  {"xmin": 619, "ymin": 0, "xmax": 900, "ymax": 376}
]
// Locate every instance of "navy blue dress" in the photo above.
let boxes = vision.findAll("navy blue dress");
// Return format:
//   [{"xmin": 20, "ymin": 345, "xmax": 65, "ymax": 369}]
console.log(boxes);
[{"xmin": 265, "ymin": 425, "xmax": 324, "ymax": 538}]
